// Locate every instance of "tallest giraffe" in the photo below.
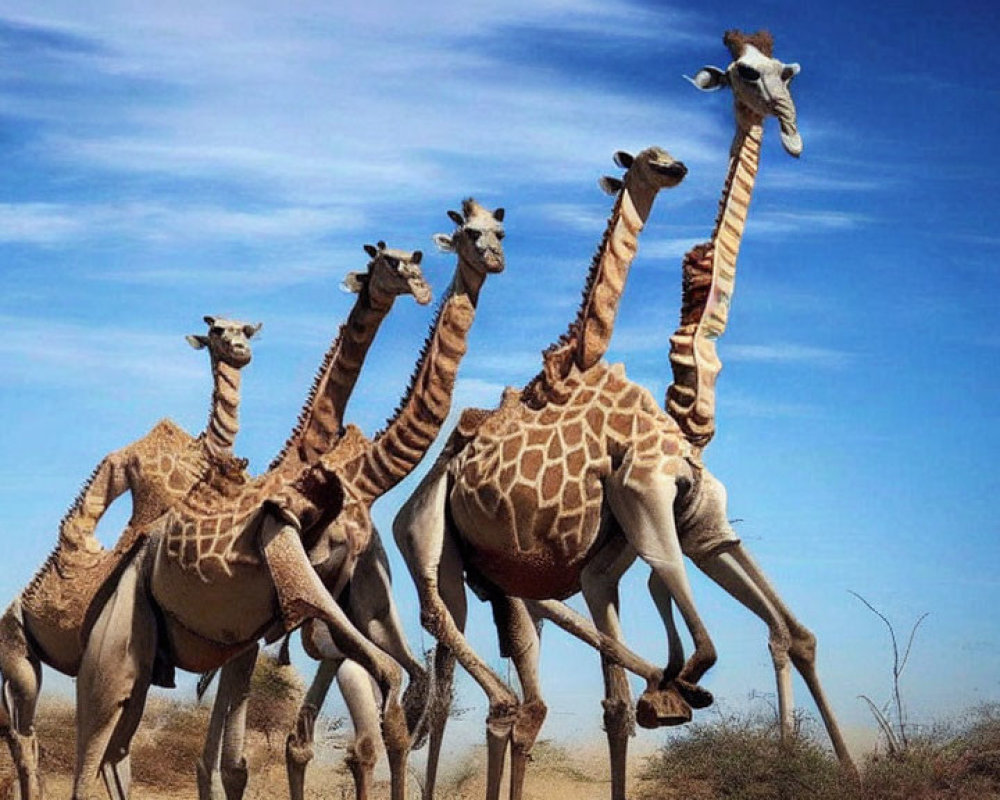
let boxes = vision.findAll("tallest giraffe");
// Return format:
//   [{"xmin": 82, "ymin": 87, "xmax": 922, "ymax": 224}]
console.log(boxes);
[{"xmin": 667, "ymin": 29, "xmax": 801, "ymax": 450}]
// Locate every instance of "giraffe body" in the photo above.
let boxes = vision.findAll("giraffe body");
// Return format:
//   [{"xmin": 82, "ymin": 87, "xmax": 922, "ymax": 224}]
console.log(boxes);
[{"xmin": 451, "ymin": 362, "xmax": 704, "ymax": 600}]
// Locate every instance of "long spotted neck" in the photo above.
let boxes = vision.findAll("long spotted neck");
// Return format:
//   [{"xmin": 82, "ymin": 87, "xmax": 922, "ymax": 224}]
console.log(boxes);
[
  {"xmin": 203, "ymin": 359, "xmax": 243, "ymax": 460},
  {"xmin": 344, "ymin": 261, "xmax": 484, "ymax": 504},
  {"xmin": 269, "ymin": 282, "xmax": 396, "ymax": 473},
  {"xmin": 524, "ymin": 177, "xmax": 659, "ymax": 405},
  {"xmin": 667, "ymin": 120, "xmax": 763, "ymax": 451}
]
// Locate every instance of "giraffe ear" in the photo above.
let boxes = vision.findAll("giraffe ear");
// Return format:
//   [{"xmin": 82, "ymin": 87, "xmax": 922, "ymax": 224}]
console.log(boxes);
[
  {"xmin": 186, "ymin": 334, "xmax": 209, "ymax": 350},
  {"xmin": 363, "ymin": 244, "xmax": 378, "ymax": 258},
  {"xmin": 613, "ymin": 151, "xmax": 633, "ymax": 169},
  {"xmin": 411, "ymin": 250, "xmax": 423, "ymax": 264},
  {"xmin": 686, "ymin": 67, "xmax": 728, "ymax": 91},
  {"xmin": 203, "ymin": 315, "xmax": 216, "ymax": 327},
  {"xmin": 447, "ymin": 210, "xmax": 464, "ymax": 226},
  {"xmin": 599, "ymin": 176, "xmax": 623, "ymax": 196},
  {"xmin": 342, "ymin": 271, "xmax": 366, "ymax": 293},
  {"xmin": 781, "ymin": 62, "xmax": 801, "ymax": 83},
  {"xmin": 433, "ymin": 233, "xmax": 456, "ymax": 253},
  {"xmin": 492, "ymin": 208, "xmax": 505, "ymax": 222},
  {"xmin": 244, "ymin": 323, "xmax": 263, "ymax": 339}
]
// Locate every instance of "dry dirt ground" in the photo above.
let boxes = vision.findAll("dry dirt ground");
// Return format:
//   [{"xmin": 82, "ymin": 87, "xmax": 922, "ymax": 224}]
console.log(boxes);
[{"xmin": 1, "ymin": 696, "xmax": 649, "ymax": 800}]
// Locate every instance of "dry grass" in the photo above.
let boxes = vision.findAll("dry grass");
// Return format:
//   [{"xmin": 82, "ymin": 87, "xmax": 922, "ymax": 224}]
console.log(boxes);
[{"xmin": 637, "ymin": 703, "xmax": 1000, "ymax": 800}]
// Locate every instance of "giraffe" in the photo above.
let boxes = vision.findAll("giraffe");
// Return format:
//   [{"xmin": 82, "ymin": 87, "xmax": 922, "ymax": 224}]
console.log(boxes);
[
  {"xmin": 392, "ymin": 147, "xmax": 711, "ymax": 800},
  {"xmin": 280, "ymin": 201, "xmax": 504, "ymax": 800},
  {"xmin": 635, "ymin": 29, "xmax": 856, "ymax": 773},
  {"xmin": 529, "ymin": 31, "xmax": 855, "ymax": 794},
  {"xmin": 0, "ymin": 316, "xmax": 261, "ymax": 800},
  {"xmin": 196, "ymin": 244, "xmax": 434, "ymax": 800},
  {"xmin": 70, "ymin": 200, "xmax": 505, "ymax": 800}
]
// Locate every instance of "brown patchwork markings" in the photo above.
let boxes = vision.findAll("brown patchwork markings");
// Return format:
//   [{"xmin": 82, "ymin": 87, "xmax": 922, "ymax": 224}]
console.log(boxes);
[{"xmin": 450, "ymin": 361, "xmax": 694, "ymax": 594}]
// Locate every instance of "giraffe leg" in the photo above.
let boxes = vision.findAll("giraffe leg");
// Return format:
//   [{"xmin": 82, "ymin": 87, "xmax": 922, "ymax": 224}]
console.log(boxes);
[
  {"xmin": 491, "ymin": 597, "xmax": 546, "ymax": 800},
  {"xmin": 198, "ymin": 646, "xmax": 257, "ymax": 800},
  {"xmin": 393, "ymin": 468, "xmax": 519, "ymax": 800},
  {"xmin": 423, "ymin": 641, "xmax": 457, "ymax": 800},
  {"xmin": 347, "ymin": 531, "xmax": 431, "ymax": 747},
  {"xmin": 259, "ymin": 515, "xmax": 408, "ymax": 800},
  {"xmin": 702, "ymin": 543, "xmax": 857, "ymax": 773},
  {"xmin": 219, "ymin": 645, "xmax": 257, "ymax": 800},
  {"xmin": 73, "ymin": 555, "xmax": 156, "ymax": 800},
  {"xmin": 417, "ymin": 537, "xmax": 468, "ymax": 800},
  {"xmin": 286, "ymin": 657, "xmax": 338, "ymax": 800},
  {"xmin": 581, "ymin": 544, "xmax": 638, "ymax": 800},
  {"xmin": 0, "ymin": 603, "xmax": 43, "ymax": 800},
  {"xmin": 338, "ymin": 658, "xmax": 383, "ymax": 800},
  {"xmin": 604, "ymin": 466, "xmax": 717, "ymax": 707},
  {"xmin": 647, "ymin": 574, "xmax": 685, "ymax": 682}
]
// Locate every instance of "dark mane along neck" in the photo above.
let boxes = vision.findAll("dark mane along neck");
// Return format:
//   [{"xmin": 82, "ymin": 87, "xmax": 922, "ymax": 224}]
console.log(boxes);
[
  {"xmin": 268, "ymin": 279, "xmax": 392, "ymax": 474},
  {"xmin": 522, "ymin": 184, "xmax": 633, "ymax": 406},
  {"xmin": 345, "ymin": 272, "xmax": 479, "ymax": 503}
]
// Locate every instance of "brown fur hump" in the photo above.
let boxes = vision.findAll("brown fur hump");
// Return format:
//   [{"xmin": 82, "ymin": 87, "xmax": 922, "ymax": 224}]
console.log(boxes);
[{"xmin": 723, "ymin": 29, "xmax": 774, "ymax": 58}]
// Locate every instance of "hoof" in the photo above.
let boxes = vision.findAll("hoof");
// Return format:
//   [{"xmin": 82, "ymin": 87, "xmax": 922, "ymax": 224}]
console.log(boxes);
[
  {"xmin": 676, "ymin": 679, "xmax": 713, "ymax": 709},
  {"xmin": 636, "ymin": 684, "xmax": 692, "ymax": 729}
]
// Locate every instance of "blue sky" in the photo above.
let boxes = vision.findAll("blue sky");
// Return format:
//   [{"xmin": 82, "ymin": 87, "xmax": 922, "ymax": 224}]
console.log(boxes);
[{"xmin": 2, "ymin": 0, "xmax": 998, "ymax": 756}]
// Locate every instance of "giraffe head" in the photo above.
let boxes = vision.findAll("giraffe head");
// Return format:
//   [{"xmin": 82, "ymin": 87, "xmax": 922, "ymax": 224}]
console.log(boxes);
[
  {"xmin": 186, "ymin": 316, "xmax": 262, "ymax": 369},
  {"xmin": 433, "ymin": 198, "xmax": 506, "ymax": 276},
  {"xmin": 598, "ymin": 146, "xmax": 688, "ymax": 196},
  {"xmin": 344, "ymin": 242, "xmax": 433, "ymax": 306},
  {"xmin": 689, "ymin": 29, "xmax": 802, "ymax": 157}
]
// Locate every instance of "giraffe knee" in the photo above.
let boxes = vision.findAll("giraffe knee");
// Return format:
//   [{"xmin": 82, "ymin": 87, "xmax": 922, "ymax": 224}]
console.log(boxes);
[
  {"xmin": 602, "ymin": 697, "xmax": 636, "ymax": 740},
  {"xmin": 511, "ymin": 700, "xmax": 547, "ymax": 754},
  {"xmin": 789, "ymin": 627, "xmax": 817, "ymax": 669},
  {"xmin": 285, "ymin": 732, "xmax": 314, "ymax": 768},
  {"xmin": 346, "ymin": 732, "xmax": 379, "ymax": 771}
]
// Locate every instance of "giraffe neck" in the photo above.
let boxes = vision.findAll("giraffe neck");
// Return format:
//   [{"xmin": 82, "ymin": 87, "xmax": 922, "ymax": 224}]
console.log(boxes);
[
  {"xmin": 524, "ymin": 178, "xmax": 658, "ymax": 405},
  {"xmin": 574, "ymin": 179, "xmax": 658, "ymax": 369},
  {"xmin": 344, "ymin": 259, "xmax": 484, "ymax": 503},
  {"xmin": 204, "ymin": 360, "xmax": 242, "ymax": 461},
  {"xmin": 665, "ymin": 121, "xmax": 763, "ymax": 451},
  {"xmin": 700, "ymin": 120, "xmax": 763, "ymax": 340},
  {"xmin": 269, "ymin": 284, "xmax": 396, "ymax": 472}
]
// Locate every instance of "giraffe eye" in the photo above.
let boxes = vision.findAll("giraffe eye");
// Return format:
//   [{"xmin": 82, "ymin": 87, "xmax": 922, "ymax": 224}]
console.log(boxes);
[
  {"xmin": 385, "ymin": 257, "xmax": 399, "ymax": 268},
  {"xmin": 496, "ymin": 230, "xmax": 505, "ymax": 241},
  {"xmin": 210, "ymin": 326, "xmax": 224, "ymax": 336},
  {"xmin": 736, "ymin": 64, "xmax": 760, "ymax": 82}
]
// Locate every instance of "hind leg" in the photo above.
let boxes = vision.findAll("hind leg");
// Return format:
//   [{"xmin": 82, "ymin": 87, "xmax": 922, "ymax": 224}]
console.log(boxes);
[
  {"xmin": 0, "ymin": 602, "xmax": 43, "ymax": 800},
  {"xmin": 580, "ymin": 543, "xmax": 638, "ymax": 800}
]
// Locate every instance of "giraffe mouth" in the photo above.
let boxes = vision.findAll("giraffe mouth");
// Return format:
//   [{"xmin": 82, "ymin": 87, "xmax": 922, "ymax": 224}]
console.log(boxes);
[
  {"xmin": 410, "ymin": 282, "xmax": 433, "ymax": 305},
  {"xmin": 651, "ymin": 161, "xmax": 688, "ymax": 182}
]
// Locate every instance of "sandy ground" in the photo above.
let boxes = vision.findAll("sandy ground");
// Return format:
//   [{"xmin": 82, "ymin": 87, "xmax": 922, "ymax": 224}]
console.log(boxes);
[{"xmin": 13, "ymin": 736, "xmax": 655, "ymax": 800}]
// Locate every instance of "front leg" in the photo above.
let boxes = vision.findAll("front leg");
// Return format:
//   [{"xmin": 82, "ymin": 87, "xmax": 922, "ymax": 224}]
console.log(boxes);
[
  {"xmin": 347, "ymin": 529, "xmax": 430, "ymax": 744},
  {"xmin": 259, "ymin": 514, "xmax": 408, "ymax": 800},
  {"xmin": 394, "ymin": 467, "xmax": 519, "ymax": 800},
  {"xmin": 73, "ymin": 552, "xmax": 156, "ymax": 800}
]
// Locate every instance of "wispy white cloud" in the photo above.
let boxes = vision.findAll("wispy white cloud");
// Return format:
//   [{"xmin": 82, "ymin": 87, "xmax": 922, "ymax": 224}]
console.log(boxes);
[
  {"xmin": 724, "ymin": 342, "xmax": 852, "ymax": 367},
  {"xmin": 0, "ymin": 201, "xmax": 363, "ymax": 245},
  {"xmin": 4, "ymin": 1, "xmax": 719, "ymax": 205},
  {"xmin": 0, "ymin": 314, "xmax": 206, "ymax": 389},
  {"xmin": 749, "ymin": 209, "xmax": 869, "ymax": 236}
]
